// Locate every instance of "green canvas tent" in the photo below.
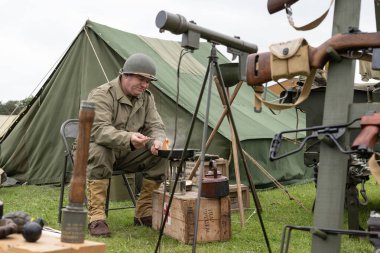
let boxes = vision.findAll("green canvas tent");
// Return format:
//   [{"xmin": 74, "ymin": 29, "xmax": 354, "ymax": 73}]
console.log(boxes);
[{"xmin": 0, "ymin": 20, "xmax": 312, "ymax": 187}]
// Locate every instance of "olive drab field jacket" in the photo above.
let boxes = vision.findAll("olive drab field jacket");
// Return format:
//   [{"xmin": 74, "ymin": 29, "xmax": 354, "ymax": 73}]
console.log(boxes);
[{"xmin": 87, "ymin": 77, "xmax": 166, "ymax": 151}]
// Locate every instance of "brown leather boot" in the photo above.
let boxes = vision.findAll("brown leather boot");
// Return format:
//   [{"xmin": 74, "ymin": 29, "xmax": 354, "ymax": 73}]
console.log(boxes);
[
  {"xmin": 133, "ymin": 216, "xmax": 152, "ymax": 227},
  {"xmin": 88, "ymin": 220, "xmax": 111, "ymax": 237},
  {"xmin": 134, "ymin": 178, "xmax": 161, "ymax": 227}
]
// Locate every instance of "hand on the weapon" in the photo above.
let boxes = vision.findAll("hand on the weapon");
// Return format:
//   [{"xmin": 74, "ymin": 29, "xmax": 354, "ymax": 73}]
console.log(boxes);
[
  {"xmin": 131, "ymin": 133, "xmax": 151, "ymax": 150},
  {"xmin": 150, "ymin": 140, "xmax": 162, "ymax": 156}
]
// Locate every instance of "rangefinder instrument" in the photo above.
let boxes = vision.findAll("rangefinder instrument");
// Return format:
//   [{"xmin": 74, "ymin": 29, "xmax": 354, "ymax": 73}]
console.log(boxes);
[{"xmin": 155, "ymin": 10, "xmax": 257, "ymax": 82}]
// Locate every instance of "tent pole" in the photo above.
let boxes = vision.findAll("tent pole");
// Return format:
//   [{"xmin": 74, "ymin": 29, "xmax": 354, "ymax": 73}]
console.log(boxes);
[
  {"xmin": 187, "ymin": 81, "xmax": 243, "ymax": 180},
  {"xmin": 214, "ymin": 78, "xmax": 246, "ymax": 228}
]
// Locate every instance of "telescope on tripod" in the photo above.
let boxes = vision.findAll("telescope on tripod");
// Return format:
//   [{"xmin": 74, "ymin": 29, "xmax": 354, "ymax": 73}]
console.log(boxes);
[
  {"xmin": 155, "ymin": 10, "xmax": 257, "ymax": 52},
  {"xmin": 155, "ymin": 10, "xmax": 258, "ymax": 81}
]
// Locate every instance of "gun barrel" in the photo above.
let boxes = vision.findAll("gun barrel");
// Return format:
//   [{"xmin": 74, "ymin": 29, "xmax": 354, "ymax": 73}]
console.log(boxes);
[
  {"xmin": 267, "ymin": 0, "xmax": 299, "ymax": 14},
  {"xmin": 155, "ymin": 10, "xmax": 258, "ymax": 54}
]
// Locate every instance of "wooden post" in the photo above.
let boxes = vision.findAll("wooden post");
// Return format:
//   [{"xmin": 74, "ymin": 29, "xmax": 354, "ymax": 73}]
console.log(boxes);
[
  {"xmin": 69, "ymin": 102, "xmax": 95, "ymax": 205},
  {"xmin": 61, "ymin": 101, "xmax": 95, "ymax": 243}
]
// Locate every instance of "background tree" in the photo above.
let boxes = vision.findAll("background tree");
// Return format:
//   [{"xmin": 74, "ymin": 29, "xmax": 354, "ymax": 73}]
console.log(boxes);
[{"xmin": 0, "ymin": 97, "xmax": 33, "ymax": 115}]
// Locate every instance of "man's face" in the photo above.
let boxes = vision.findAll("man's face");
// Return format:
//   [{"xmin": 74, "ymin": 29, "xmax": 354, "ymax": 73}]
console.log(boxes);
[{"xmin": 121, "ymin": 74, "xmax": 151, "ymax": 97}]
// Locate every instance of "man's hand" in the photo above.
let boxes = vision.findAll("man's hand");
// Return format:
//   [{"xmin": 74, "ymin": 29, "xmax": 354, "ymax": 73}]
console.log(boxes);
[
  {"xmin": 150, "ymin": 140, "xmax": 162, "ymax": 156},
  {"xmin": 130, "ymin": 133, "xmax": 151, "ymax": 150}
]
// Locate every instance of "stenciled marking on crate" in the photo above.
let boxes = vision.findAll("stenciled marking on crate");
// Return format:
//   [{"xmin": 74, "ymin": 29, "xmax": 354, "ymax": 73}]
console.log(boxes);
[
  {"xmin": 203, "ymin": 208, "xmax": 214, "ymax": 232},
  {"xmin": 164, "ymin": 202, "xmax": 171, "ymax": 225}
]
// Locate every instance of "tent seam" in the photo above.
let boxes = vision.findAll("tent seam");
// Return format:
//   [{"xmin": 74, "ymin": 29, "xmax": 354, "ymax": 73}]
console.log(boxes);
[{"xmin": 84, "ymin": 26, "xmax": 110, "ymax": 83}]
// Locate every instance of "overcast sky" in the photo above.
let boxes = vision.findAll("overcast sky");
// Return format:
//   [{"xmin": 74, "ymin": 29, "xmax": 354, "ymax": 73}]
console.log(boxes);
[{"xmin": 0, "ymin": 0, "xmax": 376, "ymax": 102}]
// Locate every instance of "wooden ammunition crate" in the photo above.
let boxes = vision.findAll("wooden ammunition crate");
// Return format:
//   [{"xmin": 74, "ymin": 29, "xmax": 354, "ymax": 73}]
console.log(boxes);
[
  {"xmin": 152, "ymin": 190, "xmax": 231, "ymax": 244},
  {"xmin": 185, "ymin": 158, "xmax": 228, "ymax": 184},
  {"xmin": 229, "ymin": 184, "xmax": 250, "ymax": 212}
]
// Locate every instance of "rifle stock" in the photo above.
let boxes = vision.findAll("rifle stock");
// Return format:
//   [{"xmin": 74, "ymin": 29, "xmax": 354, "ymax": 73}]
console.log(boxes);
[
  {"xmin": 351, "ymin": 113, "xmax": 380, "ymax": 154},
  {"xmin": 267, "ymin": 0, "xmax": 299, "ymax": 14},
  {"xmin": 246, "ymin": 32, "xmax": 380, "ymax": 86}
]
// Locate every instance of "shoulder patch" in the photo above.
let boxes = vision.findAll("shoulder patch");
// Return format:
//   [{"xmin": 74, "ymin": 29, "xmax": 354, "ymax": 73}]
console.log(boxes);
[
  {"xmin": 97, "ymin": 82, "xmax": 112, "ymax": 92},
  {"xmin": 104, "ymin": 82, "xmax": 113, "ymax": 91}
]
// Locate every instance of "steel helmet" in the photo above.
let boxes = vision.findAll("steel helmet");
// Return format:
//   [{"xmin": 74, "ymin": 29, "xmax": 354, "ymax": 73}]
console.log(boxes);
[{"xmin": 120, "ymin": 53, "xmax": 157, "ymax": 81}]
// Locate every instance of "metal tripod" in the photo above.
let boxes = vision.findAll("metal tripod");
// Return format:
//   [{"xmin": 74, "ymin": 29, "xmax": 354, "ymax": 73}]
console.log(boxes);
[{"xmin": 154, "ymin": 43, "xmax": 271, "ymax": 253}]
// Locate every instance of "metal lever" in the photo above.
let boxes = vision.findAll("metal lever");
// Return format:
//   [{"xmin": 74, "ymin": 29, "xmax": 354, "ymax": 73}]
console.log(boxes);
[{"xmin": 269, "ymin": 118, "xmax": 361, "ymax": 161}]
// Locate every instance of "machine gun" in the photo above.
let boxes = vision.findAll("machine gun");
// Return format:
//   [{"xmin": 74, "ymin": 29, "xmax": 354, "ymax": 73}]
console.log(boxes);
[{"xmin": 270, "ymin": 112, "xmax": 380, "ymax": 231}]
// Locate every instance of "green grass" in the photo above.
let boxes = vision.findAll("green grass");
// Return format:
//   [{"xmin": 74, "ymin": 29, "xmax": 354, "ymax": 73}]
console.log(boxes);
[{"xmin": 1, "ymin": 179, "xmax": 377, "ymax": 253}]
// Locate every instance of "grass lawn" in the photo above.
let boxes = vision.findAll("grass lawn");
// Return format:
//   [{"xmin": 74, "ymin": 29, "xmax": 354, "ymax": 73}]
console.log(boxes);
[{"xmin": 1, "ymin": 179, "xmax": 378, "ymax": 253}]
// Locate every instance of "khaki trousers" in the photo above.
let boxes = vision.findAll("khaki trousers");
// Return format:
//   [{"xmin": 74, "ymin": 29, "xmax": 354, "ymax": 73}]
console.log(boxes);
[
  {"xmin": 85, "ymin": 143, "xmax": 168, "ymax": 222},
  {"xmin": 87, "ymin": 143, "xmax": 167, "ymax": 181}
]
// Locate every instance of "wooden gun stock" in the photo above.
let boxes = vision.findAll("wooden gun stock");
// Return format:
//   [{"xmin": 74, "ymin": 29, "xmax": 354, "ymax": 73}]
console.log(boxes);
[
  {"xmin": 351, "ymin": 113, "xmax": 380, "ymax": 154},
  {"xmin": 246, "ymin": 32, "xmax": 380, "ymax": 86},
  {"xmin": 69, "ymin": 101, "xmax": 95, "ymax": 205},
  {"xmin": 267, "ymin": 0, "xmax": 299, "ymax": 14}
]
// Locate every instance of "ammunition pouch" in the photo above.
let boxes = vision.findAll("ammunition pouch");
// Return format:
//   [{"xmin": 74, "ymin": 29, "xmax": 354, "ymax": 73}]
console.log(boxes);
[{"xmin": 269, "ymin": 38, "xmax": 310, "ymax": 81}]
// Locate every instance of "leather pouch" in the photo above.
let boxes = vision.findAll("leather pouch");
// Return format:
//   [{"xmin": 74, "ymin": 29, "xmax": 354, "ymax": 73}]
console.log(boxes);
[{"xmin": 269, "ymin": 38, "xmax": 310, "ymax": 81}]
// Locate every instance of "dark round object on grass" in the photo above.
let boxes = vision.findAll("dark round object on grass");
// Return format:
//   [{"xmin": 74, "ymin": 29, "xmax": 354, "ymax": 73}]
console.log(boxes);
[{"xmin": 22, "ymin": 222, "xmax": 42, "ymax": 242}]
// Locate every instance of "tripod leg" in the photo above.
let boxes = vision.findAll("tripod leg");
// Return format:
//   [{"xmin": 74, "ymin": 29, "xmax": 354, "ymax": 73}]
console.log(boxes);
[
  {"xmin": 214, "ymin": 62, "xmax": 272, "ymax": 253},
  {"xmin": 192, "ymin": 49, "xmax": 216, "ymax": 253},
  {"xmin": 214, "ymin": 63, "xmax": 263, "ymax": 210},
  {"xmin": 155, "ymin": 53, "xmax": 212, "ymax": 253}
]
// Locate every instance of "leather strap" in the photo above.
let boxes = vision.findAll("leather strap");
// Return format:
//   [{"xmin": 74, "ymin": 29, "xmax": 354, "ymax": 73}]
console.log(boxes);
[
  {"xmin": 287, "ymin": 0, "xmax": 335, "ymax": 31},
  {"xmin": 253, "ymin": 68, "xmax": 317, "ymax": 111},
  {"xmin": 369, "ymin": 154, "xmax": 380, "ymax": 184}
]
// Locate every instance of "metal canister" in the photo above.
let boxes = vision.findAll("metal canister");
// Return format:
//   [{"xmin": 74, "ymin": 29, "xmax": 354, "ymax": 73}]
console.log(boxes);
[
  {"xmin": 201, "ymin": 160, "xmax": 229, "ymax": 198},
  {"xmin": 167, "ymin": 160, "xmax": 186, "ymax": 195}
]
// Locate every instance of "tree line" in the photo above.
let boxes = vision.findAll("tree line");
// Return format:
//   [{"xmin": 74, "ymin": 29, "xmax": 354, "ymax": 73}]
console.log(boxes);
[{"xmin": 0, "ymin": 97, "xmax": 33, "ymax": 115}]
